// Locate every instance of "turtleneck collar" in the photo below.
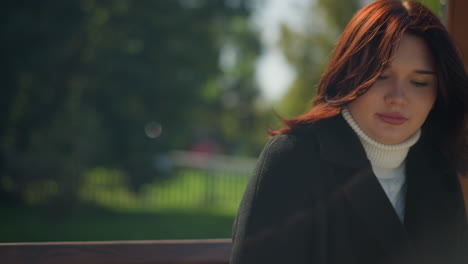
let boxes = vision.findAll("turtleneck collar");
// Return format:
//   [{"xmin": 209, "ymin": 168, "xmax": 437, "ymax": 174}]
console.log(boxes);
[{"xmin": 341, "ymin": 108, "xmax": 421, "ymax": 169}]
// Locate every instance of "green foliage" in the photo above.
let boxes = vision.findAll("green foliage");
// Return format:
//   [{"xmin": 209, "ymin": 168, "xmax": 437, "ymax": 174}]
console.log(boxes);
[
  {"xmin": 276, "ymin": 0, "xmax": 360, "ymax": 118},
  {"xmin": 78, "ymin": 168, "xmax": 248, "ymax": 214},
  {"xmin": 417, "ymin": 0, "xmax": 442, "ymax": 17},
  {"xmin": 0, "ymin": 0, "xmax": 262, "ymax": 205},
  {"xmin": 316, "ymin": 0, "xmax": 360, "ymax": 31}
]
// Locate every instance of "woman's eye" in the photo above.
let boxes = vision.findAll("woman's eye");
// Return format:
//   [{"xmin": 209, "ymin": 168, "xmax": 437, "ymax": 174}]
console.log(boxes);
[
  {"xmin": 411, "ymin": 81, "xmax": 428, "ymax": 87},
  {"xmin": 377, "ymin": 75, "xmax": 388, "ymax": 80}
]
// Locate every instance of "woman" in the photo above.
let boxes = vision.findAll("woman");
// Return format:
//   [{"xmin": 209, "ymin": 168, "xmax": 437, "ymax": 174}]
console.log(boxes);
[{"xmin": 230, "ymin": 1, "xmax": 468, "ymax": 264}]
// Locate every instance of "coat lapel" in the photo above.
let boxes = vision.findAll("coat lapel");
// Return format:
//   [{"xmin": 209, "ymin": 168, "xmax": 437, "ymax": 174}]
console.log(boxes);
[
  {"xmin": 342, "ymin": 165, "xmax": 412, "ymax": 249},
  {"xmin": 403, "ymin": 138, "xmax": 463, "ymax": 262},
  {"xmin": 404, "ymin": 139, "xmax": 446, "ymax": 239},
  {"xmin": 314, "ymin": 115, "xmax": 413, "ymax": 253}
]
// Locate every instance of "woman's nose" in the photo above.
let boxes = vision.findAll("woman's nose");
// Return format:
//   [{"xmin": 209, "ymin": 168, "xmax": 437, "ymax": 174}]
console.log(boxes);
[{"xmin": 384, "ymin": 81, "xmax": 408, "ymax": 105}]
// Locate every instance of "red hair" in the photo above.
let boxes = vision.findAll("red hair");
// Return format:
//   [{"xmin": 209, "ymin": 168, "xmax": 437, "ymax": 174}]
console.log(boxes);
[{"xmin": 271, "ymin": 0, "xmax": 468, "ymax": 174}]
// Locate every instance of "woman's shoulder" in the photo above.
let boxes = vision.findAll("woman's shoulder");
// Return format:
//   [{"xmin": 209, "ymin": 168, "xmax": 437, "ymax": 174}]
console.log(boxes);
[
  {"xmin": 264, "ymin": 132, "xmax": 319, "ymax": 156},
  {"xmin": 263, "ymin": 116, "xmax": 337, "ymax": 155},
  {"xmin": 257, "ymin": 130, "xmax": 323, "ymax": 170},
  {"xmin": 261, "ymin": 114, "xmax": 367, "ymax": 168},
  {"xmin": 264, "ymin": 133, "xmax": 306, "ymax": 151}
]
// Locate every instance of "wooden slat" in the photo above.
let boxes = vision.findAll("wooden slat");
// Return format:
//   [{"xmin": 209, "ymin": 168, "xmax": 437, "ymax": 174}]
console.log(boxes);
[
  {"xmin": 0, "ymin": 239, "xmax": 232, "ymax": 264},
  {"xmin": 447, "ymin": 0, "xmax": 468, "ymax": 216},
  {"xmin": 461, "ymin": 177, "xmax": 468, "ymax": 219},
  {"xmin": 447, "ymin": 0, "xmax": 468, "ymax": 217},
  {"xmin": 447, "ymin": 0, "xmax": 468, "ymax": 68}
]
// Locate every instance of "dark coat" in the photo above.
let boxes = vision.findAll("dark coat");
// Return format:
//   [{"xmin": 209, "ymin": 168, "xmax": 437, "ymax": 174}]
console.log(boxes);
[{"xmin": 230, "ymin": 114, "xmax": 467, "ymax": 264}]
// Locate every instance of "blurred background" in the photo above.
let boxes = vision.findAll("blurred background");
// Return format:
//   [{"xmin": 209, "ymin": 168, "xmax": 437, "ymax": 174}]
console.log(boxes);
[{"xmin": 0, "ymin": 0, "xmax": 443, "ymax": 242}]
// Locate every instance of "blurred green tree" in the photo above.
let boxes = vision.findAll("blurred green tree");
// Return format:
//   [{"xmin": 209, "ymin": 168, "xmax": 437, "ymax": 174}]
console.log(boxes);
[
  {"xmin": 276, "ymin": 0, "xmax": 360, "ymax": 118},
  {"xmin": 0, "ymin": 0, "xmax": 261, "ymax": 205}
]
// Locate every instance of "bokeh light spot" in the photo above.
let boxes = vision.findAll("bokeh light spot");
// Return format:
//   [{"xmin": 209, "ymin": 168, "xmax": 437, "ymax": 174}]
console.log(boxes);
[{"xmin": 145, "ymin": 121, "xmax": 162, "ymax": 139}]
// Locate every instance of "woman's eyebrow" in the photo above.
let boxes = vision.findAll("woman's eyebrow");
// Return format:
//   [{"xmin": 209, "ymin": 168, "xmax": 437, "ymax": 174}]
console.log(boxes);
[
  {"xmin": 415, "ymin": 69, "xmax": 436, "ymax": 74},
  {"xmin": 381, "ymin": 65, "xmax": 435, "ymax": 75}
]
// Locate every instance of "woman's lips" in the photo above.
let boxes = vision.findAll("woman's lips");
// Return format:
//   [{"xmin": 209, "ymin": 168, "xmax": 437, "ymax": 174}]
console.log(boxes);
[{"xmin": 377, "ymin": 113, "xmax": 408, "ymax": 125}]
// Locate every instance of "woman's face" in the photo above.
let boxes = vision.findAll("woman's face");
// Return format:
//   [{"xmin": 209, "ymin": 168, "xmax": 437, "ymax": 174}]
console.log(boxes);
[{"xmin": 348, "ymin": 33, "xmax": 437, "ymax": 145}]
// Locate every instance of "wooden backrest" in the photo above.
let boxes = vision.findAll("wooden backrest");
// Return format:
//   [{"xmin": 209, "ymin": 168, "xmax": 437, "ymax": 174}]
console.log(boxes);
[
  {"xmin": 447, "ymin": 0, "xmax": 468, "ymax": 216},
  {"xmin": 0, "ymin": 239, "xmax": 232, "ymax": 264}
]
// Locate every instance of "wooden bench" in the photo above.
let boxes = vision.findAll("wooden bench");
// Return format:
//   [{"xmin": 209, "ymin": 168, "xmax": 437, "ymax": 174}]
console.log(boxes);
[{"xmin": 0, "ymin": 239, "xmax": 232, "ymax": 264}]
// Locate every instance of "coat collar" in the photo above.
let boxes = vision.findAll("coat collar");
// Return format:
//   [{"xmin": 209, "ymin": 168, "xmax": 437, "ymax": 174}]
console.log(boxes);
[{"xmin": 313, "ymin": 113, "xmax": 369, "ymax": 169}]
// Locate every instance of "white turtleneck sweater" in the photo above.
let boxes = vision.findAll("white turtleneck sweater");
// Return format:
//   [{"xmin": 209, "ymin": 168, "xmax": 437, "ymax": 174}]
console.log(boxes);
[{"xmin": 341, "ymin": 108, "xmax": 421, "ymax": 223}]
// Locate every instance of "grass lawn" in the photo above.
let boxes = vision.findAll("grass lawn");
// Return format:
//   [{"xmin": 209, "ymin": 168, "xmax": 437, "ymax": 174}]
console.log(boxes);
[
  {"xmin": 0, "ymin": 167, "xmax": 251, "ymax": 243},
  {"xmin": 78, "ymin": 168, "xmax": 248, "ymax": 214},
  {"xmin": 0, "ymin": 203, "xmax": 236, "ymax": 243}
]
